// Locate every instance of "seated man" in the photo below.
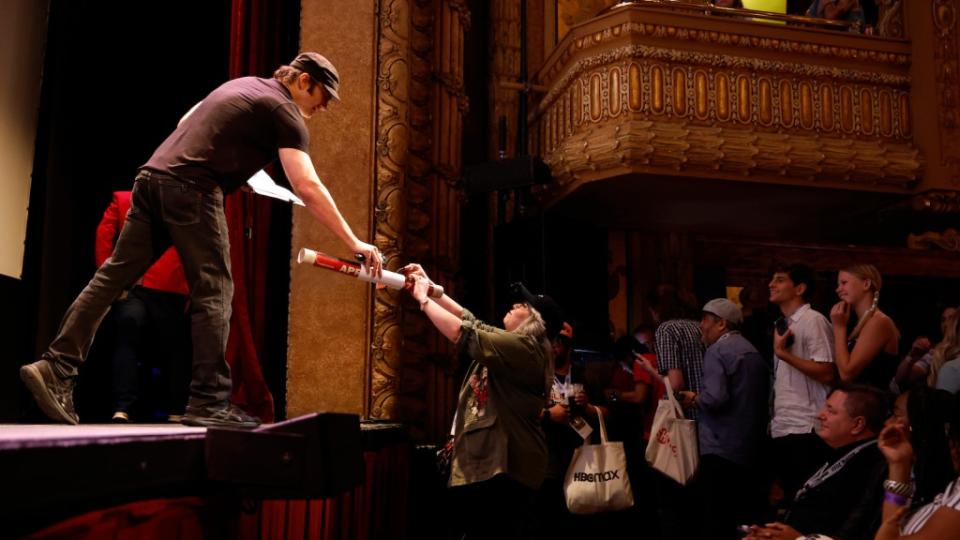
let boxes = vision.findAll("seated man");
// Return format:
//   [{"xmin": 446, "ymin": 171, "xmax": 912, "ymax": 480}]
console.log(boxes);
[{"xmin": 746, "ymin": 384, "xmax": 888, "ymax": 540}]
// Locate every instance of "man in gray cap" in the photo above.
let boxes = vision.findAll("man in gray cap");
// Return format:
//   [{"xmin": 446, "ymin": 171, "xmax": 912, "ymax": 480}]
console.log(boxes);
[
  {"xmin": 679, "ymin": 298, "xmax": 770, "ymax": 539},
  {"xmin": 20, "ymin": 52, "xmax": 382, "ymax": 429}
]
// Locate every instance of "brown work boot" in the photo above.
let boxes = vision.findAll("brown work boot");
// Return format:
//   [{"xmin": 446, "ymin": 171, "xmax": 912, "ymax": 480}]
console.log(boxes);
[{"xmin": 20, "ymin": 359, "xmax": 79, "ymax": 425}]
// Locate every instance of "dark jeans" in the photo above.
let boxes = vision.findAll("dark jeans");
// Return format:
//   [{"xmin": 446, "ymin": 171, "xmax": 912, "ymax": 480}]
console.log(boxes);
[
  {"xmin": 771, "ymin": 432, "xmax": 830, "ymax": 506},
  {"xmin": 656, "ymin": 468, "xmax": 701, "ymax": 540},
  {"xmin": 699, "ymin": 454, "xmax": 766, "ymax": 540},
  {"xmin": 44, "ymin": 169, "xmax": 233, "ymax": 406},
  {"xmin": 451, "ymin": 475, "xmax": 536, "ymax": 540},
  {"xmin": 112, "ymin": 285, "xmax": 191, "ymax": 415}
]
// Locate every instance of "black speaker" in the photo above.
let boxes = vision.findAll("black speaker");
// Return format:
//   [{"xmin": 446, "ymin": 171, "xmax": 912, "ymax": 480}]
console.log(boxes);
[{"xmin": 464, "ymin": 156, "xmax": 552, "ymax": 193}]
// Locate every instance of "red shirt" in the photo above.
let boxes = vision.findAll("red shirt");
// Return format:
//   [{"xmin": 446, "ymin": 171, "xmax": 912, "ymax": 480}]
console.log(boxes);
[
  {"xmin": 95, "ymin": 191, "xmax": 189, "ymax": 296},
  {"xmin": 634, "ymin": 353, "xmax": 666, "ymax": 441}
]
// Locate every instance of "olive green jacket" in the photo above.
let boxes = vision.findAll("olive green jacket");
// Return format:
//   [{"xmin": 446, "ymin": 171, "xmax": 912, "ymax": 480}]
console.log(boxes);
[{"xmin": 448, "ymin": 310, "xmax": 551, "ymax": 490}]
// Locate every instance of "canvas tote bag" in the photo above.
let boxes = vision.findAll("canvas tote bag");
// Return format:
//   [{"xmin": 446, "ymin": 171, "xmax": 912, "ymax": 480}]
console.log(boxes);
[
  {"xmin": 644, "ymin": 376, "xmax": 698, "ymax": 485},
  {"xmin": 563, "ymin": 408, "xmax": 634, "ymax": 514}
]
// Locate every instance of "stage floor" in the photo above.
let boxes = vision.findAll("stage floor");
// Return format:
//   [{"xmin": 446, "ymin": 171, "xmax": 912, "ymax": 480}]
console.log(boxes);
[
  {"xmin": 0, "ymin": 423, "xmax": 207, "ymax": 449},
  {"xmin": 0, "ymin": 422, "xmax": 211, "ymax": 532},
  {"xmin": 0, "ymin": 415, "xmax": 396, "ymax": 535}
]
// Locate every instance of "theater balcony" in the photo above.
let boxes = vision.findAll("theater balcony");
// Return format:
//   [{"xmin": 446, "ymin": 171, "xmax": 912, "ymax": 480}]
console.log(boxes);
[{"xmin": 529, "ymin": 1, "xmax": 931, "ymax": 234}]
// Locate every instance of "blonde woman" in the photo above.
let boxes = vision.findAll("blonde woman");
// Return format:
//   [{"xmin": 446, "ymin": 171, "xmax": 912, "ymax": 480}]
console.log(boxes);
[
  {"xmin": 404, "ymin": 265, "xmax": 560, "ymax": 539},
  {"xmin": 831, "ymin": 264, "xmax": 901, "ymax": 388},
  {"xmin": 930, "ymin": 309, "xmax": 960, "ymax": 393}
]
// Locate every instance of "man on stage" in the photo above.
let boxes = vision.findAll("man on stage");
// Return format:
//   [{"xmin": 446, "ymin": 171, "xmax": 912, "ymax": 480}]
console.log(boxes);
[{"xmin": 21, "ymin": 52, "xmax": 382, "ymax": 428}]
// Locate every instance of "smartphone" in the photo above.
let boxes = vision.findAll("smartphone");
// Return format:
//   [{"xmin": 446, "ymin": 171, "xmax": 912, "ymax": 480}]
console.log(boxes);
[{"xmin": 774, "ymin": 317, "xmax": 794, "ymax": 347}]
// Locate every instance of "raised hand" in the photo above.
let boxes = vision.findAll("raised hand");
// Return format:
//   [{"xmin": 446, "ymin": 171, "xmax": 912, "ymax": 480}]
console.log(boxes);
[
  {"xmin": 773, "ymin": 328, "xmax": 794, "ymax": 355},
  {"xmin": 878, "ymin": 423, "xmax": 914, "ymax": 467},
  {"xmin": 830, "ymin": 301, "xmax": 850, "ymax": 328}
]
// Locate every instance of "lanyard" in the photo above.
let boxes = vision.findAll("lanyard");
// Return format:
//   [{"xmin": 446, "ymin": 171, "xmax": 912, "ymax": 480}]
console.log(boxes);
[
  {"xmin": 716, "ymin": 331, "xmax": 739, "ymax": 344},
  {"xmin": 552, "ymin": 369, "xmax": 571, "ymax": 401},
  {"xmin": 794, "ymin": 439, "xmax": 876, "ymax": 500}
]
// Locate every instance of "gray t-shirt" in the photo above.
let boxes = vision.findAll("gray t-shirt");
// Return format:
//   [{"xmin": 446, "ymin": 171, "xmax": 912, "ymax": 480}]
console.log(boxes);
[{"xmin": 143, "ymin": 77, "xmax": 309, "ymax": 192}]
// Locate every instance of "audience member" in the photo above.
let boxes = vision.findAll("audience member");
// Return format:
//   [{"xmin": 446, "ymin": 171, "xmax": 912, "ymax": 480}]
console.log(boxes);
[
  {"xmin": 633, "ymin": 323, "xmax": 657, "ymax": 356},
  {"xmin": 536, "ymin": 321, "xmax": 605, "ymax": 536},
  {"xmin": 649, "ymin": 285, "xmax": 705, "ymax": 416},
  {"xmin": 930, "ymin": 308, "xmax": 960, "ymax": 394},
  {"xmin": 892, "ymin": 336, "xmax": 934, "ymax": 394},
  {"xmin": 891, "ymin": 306, "xmax": 957, "ymax": 394},
  {"xmin": 648, "ymin": 284, "xmax": 705, "ymax": 540},
  {"xmin": 405, "ymin": 267, "xmax": 558, "ymax": 539},
  {"xmin": 628, "ymin": 325, "xmax": 665, "ymax": 442},
  {"xmin": 679, "ymin": 299, "xmax": 770, "ymax": 540},
  {"xmin": 747, "ymin": 384, "xmax": 888, "ymax": 540},
  {"xmin": 768, "ymin": 264, "xmax": 835, "ymax": 504},
  {"xmin": 96, "ymin": 191, "xmax": 191, "ymax": 422},
  {"xmin": 607, "ymin": 335, "xmax": 648, "ymax": 451},
  {"xmin": 806, "ymin": 0, "xmax": 866, "ymax": 27},
  {"xmin": 875, "ymin": 387, "xmax": 959, "ymax": 539},
  {"xmin": 831, "ymin": 264, "xmax": 901, "ymax": 388},
  {"xmin": 740, "ymin": 282, "xmax": 775, "ymax": 363}
]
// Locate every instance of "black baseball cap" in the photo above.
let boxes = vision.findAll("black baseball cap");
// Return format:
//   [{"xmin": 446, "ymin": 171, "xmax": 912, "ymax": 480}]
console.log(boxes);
[
  {"xmin": 511, "ymin": 282, "xmax": 564, "ymax": 340},
  {"xmin": 290, "ymin": 52, "xmax": 340, "ymax": 102}
]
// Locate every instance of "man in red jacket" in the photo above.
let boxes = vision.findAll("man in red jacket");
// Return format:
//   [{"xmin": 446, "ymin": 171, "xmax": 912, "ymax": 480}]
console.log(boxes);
[{"xmin": 96, "ymin": 191, "xmax": 190, "ymax": 422}]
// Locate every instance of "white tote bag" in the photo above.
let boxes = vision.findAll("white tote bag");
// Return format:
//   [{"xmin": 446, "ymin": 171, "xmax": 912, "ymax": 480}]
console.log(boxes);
[
  {"xmin": 563, "ymin": 408, "xmax": 634, "ymax": 514},
  {"xmin": 644, "ymin": 376, "xmax": 699, "ymax": 485}
]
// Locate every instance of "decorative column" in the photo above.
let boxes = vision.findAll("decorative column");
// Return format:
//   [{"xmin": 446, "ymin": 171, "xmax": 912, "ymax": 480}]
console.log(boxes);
[
  {"xmin": 291, "ymin": 0, "xmax": 469, "ymax": 442},
  {"xmin": 368, "ymin": 0, "xmax": 413, "ymax": 424},
  {"xmin": 289, "ymin": 0, "xmax": 380, "ymax": 417}
]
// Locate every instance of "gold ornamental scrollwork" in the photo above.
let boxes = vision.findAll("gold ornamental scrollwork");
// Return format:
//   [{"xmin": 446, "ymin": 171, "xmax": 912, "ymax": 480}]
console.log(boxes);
[
  {"xmin": 543, "ymin": 119, "xmax": 921, "ymax": 190},
  {"xmin": 907, "ymin": 229, "xmax": 960, "ymax": 252},
  {"xmin": 912, "ymin": 190, "xmax": 960, "ymax": 213},
  {"xmin": 370, "ymin": 0, "xmax": 412, "ymax": 420},
  {"xmin": 934, "ymin": 0, "xmax": 960, "ymax": 185},
  {"xmin": 876, "ymin": 0, "xmax": 906, "ymax": 39},
  {"xmin": 368, "ymin": 0, "xmax": 469, "ymax": 439},
  {"xmin": 540, "ymin": 18, "xmax": 910, "ymax": 84},
  {"xmin": 539, "ymin": 45, "xmax": 910, "ymax": 114}
]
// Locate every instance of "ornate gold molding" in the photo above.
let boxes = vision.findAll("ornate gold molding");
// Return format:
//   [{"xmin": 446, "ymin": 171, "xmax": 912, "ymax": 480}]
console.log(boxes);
[
  {"xmin": 539, "ymin": 45, "xmax": 910, "ymax": 114},
  {"xmin": 368, "ymin": 0, "xmax": 468, "ymax": 440},
  {"xmin": 540, "ymin": 16, "xmax": 910, "ymax": 84},
  {"xmin": 533, "ymin": 5, "xmax": 921, "ymax": 195},
  {"xmin": 543, "ymin": 119, "xmax": 921, "ymax": 189},
  {"xmin": 934, "ymin": 0, "xmax": 960, "ymax": 185},
  {"xmin": 877, "ymin": 0, "xmax": 906, "ymax": 39},
  {"xmin": 490, "ymin": 0, "xmax": 522, "ymax": 160},
  {"xmin": 537, "ymin": 55, "xmax": 913, "ymax": 156},
  {"xmin": 370, "ymin": 0, "xmax": 411, "ymax": 420},
  {"xmin": 912, "ymin": 190, "xmax": 960, "ymax": 213},
  {"xmin": 908, "ymin": 229, "xmax": 960, "ymax": 251}
]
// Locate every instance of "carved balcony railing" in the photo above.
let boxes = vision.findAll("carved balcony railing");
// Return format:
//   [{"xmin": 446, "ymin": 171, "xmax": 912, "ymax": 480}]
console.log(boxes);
[{"xmin": 531, "ymin": 1, "xmax": 922, "ymax": 204}]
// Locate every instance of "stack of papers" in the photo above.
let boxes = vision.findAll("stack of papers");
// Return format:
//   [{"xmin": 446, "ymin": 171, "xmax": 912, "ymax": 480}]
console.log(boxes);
[{"xmin": 246, "ymin": 170, "xmax": 304, "ymax": 206}]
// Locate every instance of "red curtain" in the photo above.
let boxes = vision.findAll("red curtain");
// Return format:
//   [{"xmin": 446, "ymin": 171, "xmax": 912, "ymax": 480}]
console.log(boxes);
[{"xmin": 223, "ymin": 0, "xmax": 293, "ymax": 422}]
